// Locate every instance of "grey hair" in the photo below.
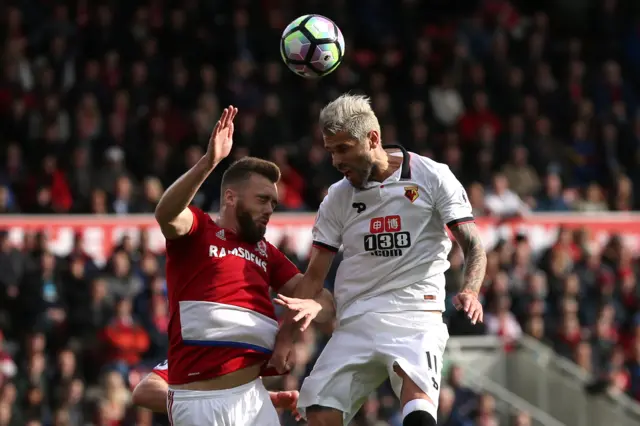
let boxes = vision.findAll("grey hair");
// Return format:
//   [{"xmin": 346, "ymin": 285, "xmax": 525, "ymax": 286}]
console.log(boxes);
[{"xmin": 319, "ymin": 94, "xmax": 381, "ymax": 141}]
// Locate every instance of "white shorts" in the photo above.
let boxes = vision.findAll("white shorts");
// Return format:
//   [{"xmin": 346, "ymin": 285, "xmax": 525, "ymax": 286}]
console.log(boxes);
[
  {"xmin": 167, "ymin": 379, "xmax": 280, "ymax": 426},
  {"xmin": 298, "ymin": 311, "xmax": 449, "ymax": 425}
]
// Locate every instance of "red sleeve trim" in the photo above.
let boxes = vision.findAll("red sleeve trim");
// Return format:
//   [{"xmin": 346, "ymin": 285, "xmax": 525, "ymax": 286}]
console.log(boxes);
[
  {"xmin": 446, "ymin": 217, "xmax": 475, "ymax": 228},
  {"xmin": 186, "ymin": 205, "xmax": 201, "ymax": 235},
  {"xmin": 312, "ymin": 241, "xmax": 339, "ymax": 253}
]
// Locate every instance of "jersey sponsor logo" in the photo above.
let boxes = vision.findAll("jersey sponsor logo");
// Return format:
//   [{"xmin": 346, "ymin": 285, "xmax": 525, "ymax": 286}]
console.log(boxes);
[
  {"xmin": 404, "ymin": 185, "xmax": 419, "ymax": 203},
  {"xmin": 370, "ymin": 215, "xmax": 401, "ymax": 234},
  {"xmin": 208, "ymin": 245, "xmax": 268, "ymax": 271},
  {"xmin": 352, "ymin": 202, "xmax": 366, "ymax": 214},
  {"xmin": 365, "ymin": 216, "xmax": 411, "ymax": 257}
]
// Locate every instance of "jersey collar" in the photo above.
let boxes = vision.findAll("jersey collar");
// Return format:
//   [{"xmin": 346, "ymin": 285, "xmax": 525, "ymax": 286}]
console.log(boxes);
[
  {"xmin": 382, "ymin": 144, "xmax": 412, "ymax": 181},
  {"xmin": 359, "ymin": 144, "xmax": 412, "ymax": 190}
]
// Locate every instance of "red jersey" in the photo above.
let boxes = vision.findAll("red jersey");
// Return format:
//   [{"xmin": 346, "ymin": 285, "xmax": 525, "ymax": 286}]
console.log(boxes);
[{"xmin": 165, "ymin": 206, "xmax": 299, "ymax": 385}]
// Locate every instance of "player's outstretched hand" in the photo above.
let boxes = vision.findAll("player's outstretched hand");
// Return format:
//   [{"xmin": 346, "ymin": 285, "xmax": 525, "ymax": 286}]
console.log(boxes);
[
  {"xmin": 274, "ymin": 294, "xmax": 322, "ymax": 332},
  {"xmin": 269, "ymin": 390, "xmax": 302, "ymax": 421},
  {"xmin": 204, "ymin": 106, "xmax": 238, "ymax": 169},
  {"xmin": 453, "ymin": 290, "xmax": 484, "ymax": 325}
]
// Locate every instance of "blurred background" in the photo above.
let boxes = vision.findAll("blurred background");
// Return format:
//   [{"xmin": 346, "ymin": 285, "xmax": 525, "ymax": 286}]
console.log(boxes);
[{"xmin": 2, "ymin": 0, "xmax": 640, "ymax": 425}]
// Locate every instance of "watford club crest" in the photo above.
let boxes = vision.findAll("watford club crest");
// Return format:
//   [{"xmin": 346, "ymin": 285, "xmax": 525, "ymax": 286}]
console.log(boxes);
[{"xmin": 404, "ymin": 185, "xmax": 419, "ymax": 203}]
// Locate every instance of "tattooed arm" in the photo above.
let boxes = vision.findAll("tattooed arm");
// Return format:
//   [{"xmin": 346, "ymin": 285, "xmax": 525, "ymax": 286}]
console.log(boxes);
[
  {"xmin": 449, "ymin": 222, "xmax": 487, "ymax": 323},
  {"xmin": 431, "ymin": 165, "xmax": 486, "ymax": 322},
  {"xmin": 449, "ymin": 222, "xmax": 487, "ymax": 294}
]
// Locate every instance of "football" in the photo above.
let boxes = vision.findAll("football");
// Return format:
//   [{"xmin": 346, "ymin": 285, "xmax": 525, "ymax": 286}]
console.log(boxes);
[{"xmin": 280, "ymin": 14, "xmax": 345, "ymax": 78}]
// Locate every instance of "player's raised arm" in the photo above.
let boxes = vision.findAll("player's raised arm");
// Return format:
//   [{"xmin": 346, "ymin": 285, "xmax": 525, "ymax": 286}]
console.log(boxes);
[
  {"xmin": 435, "ymin": 166, "xmax": 487, "ymax": 324},
  {"xmin": 154, "ymin": 106, "xmax": 238, "ymax": 239}
]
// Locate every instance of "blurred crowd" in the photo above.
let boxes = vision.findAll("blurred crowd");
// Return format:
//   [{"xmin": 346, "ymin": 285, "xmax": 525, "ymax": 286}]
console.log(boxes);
[
  {"xmin": 445, "ymin": 226, "xmax": 640, "ymax": 410},
  {"xmin": 3, "ymin": 0, "xmax": 640, "ymax": 216},
  {"xmin": 2, "ymin": 0, "xmax": 640, "ymax": 425}
]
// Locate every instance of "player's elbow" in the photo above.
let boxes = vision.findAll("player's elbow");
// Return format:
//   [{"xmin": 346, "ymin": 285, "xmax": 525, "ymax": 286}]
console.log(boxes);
[
  {"xmin": 155, "ymin": 207, "xmax": 193, "ymax": 239},
  {"xmin": 154, "ymin": 203, "xmax": 175, "ymax": 227}
]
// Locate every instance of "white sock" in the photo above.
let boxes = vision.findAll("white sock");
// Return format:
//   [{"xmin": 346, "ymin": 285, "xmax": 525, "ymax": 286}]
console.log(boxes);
[{"xmin": 402, "ymin": 398, "xmax": 437, "ymax": 422}]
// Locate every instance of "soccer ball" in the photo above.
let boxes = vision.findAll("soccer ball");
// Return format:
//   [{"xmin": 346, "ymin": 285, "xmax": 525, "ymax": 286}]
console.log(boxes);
[{"xmin": 280, "ymin": 14, "xmax": 345, "ymax": 78}]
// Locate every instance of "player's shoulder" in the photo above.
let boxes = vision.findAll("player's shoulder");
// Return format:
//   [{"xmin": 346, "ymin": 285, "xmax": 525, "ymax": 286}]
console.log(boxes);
[
  {"xmin": 188, "ymin": 205, "xmax": 216, "ymax": 227},
  {"xmin": 262, "ymin": 238, "xmax": 279, "ymax": 255},
  {"xmin": 261, "ymin": 238, "xmax": 287, "ymax": 258},
  {"xmin": 326, "ymin": 178, "xmax": 352, "ymax": 198},
  {"xmin": 319, "ymin": 178, "xmax": 353, "ymax": 209},
  {"xmin": 408, "ymin": 152, "xmax": 456, "ymax": 185}
]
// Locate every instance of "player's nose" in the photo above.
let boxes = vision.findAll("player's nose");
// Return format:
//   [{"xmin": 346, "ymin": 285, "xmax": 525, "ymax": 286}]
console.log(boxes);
[{"xmin": 263, "ymin": 204, "xmax": 274, "ymax": 216}]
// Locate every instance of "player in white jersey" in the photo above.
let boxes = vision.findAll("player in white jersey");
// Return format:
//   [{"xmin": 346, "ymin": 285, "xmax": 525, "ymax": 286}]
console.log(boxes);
[{"xmin": 270, "ymin": 94, "xmax": 487, "ymax": 426}]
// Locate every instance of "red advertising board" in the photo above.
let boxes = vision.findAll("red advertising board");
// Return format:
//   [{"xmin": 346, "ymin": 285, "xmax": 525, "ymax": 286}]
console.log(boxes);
[{"xmin": 1, "ymin": 213, "xmax": 639, "ymax": 266}]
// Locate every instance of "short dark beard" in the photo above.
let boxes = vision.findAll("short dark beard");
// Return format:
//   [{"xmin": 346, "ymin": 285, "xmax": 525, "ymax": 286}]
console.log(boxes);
[
  {"xmin": 236, "ymin": 207, "xmax": 266, "ymax": 244},
  {"xmin": 368, "ymin": 162, "xmax": 380, "ymax": 182},
  {"xmin": 353, "ymin": 161, "xmax": 375, "ymax": 189}
]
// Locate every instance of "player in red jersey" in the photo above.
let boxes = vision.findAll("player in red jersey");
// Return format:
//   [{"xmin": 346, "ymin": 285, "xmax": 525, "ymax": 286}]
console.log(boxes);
[
  {"xmin": 132, "ymin": 360, "xmax": 301, "ymax": 420},
  {"xmin": 154, "ymin": 106, "xmax": 335, "ymax": 425}
]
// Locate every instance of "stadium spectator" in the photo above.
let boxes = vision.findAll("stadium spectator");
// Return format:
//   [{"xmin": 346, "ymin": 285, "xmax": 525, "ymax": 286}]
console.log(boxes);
[
  {"xmin": 484, "ymin": 173, "xmax": 529, "ymax": 218},
  {"xmin": 99, "ymin": 298, "xmax": 150, "ymax": 374}
]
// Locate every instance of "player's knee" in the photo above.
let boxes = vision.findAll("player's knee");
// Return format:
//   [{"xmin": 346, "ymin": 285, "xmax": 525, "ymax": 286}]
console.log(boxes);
[
  {"xmin": 403, "ymin": 410, "xmax": 437, "ymax": 426},
  {"xmin": 403, "ymin": 399, "xmax": 437, "ymax": 426}
]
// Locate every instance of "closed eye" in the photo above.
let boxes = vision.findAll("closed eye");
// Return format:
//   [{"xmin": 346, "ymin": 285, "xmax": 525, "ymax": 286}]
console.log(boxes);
[
  {"xmin": 325, "ymin": 143, "xmax": 350, "ymax": 154},
  {"xmin": 258, "ymin": 195, "xmax": 277, "ymax": 209}
]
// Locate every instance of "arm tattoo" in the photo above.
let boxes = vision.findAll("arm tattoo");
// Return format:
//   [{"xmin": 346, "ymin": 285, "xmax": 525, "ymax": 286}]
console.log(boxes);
[{"xmin": 450, "ymin": 222, "xmax": 487, "ymax": 294}]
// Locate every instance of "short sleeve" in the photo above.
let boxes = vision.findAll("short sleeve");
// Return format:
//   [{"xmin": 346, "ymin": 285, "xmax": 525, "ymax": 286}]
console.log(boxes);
[
  {"xmin": 268, "ymin": 244, "xmax": 301, "ymax": 291},
  {"xmin": 312, "ymin": 189, "xmax": 343, "ymax": 252},
  {"xmin": 433, "ymin": 166, "xmax": 474, "ymax": 227},
  {"xmin": 152, "ymin": 360, "xmax": 169, "ymax": 382},
  {"xmin": 166, "ymin": 206, "xmax": 209, "ymax": 250},
  {"xmin": 186, "ymin": 205, "xmax": 209, "ymax": 236}
]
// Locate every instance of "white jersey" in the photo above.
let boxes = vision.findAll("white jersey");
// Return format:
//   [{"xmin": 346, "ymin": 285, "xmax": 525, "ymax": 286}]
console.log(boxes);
[{"xmin": 312, "ymin": 145, "xmax": 474, "ymax": 320}]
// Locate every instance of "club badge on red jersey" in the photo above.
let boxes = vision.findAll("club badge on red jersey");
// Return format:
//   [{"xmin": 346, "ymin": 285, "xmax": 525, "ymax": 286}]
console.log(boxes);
[{"xmin": 256, "ymin": 241, "xmax": 268, "ymax": 257}]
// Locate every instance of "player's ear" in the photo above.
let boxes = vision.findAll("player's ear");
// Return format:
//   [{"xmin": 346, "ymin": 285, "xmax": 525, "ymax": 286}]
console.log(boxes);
[
  {"xmin": 223, "ymin": 187, "xmax": 237, "ymax": 207},
  {"xmin": 368, "ymin": 130, "xmax": 380, "ymax": 149}
]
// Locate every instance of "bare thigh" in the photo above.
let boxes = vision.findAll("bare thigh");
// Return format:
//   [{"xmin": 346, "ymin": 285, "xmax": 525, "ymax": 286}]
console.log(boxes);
[
  {"xmin": 395, "ymin": 364, "xmax": 435, "ymax": 407},
  {"xmin": 306, "ymin": 405, "xmax": 344, "ymax": 426}
]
